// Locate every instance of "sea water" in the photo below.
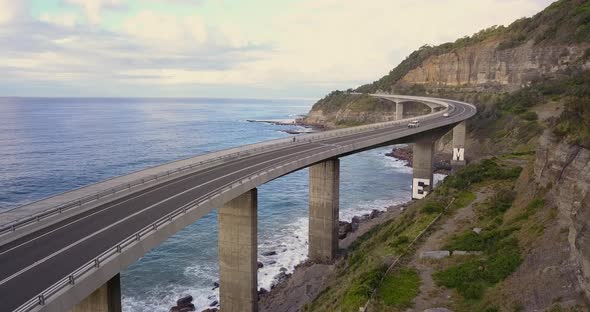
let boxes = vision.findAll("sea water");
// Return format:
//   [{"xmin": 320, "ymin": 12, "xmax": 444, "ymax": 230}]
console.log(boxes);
[{"xmin": 0, "ymin": 97, "xmax": 444, "ymax": 311}]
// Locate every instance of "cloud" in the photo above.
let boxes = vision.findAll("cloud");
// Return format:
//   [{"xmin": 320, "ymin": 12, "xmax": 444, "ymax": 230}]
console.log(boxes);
[
  {"xmin": 122, "ymin": 10, "xmax": 208, "ymax": 48},
  {"xmin": 0, "ymin": 0, "xmax": 555, "ymax": 97},
  {"xmin": 0, "ymin": 0, "xmax": 27, "ymax": 25},
  {"xmin": 65, "ymin": 0, "xmax": 124, "ymax": 24}
]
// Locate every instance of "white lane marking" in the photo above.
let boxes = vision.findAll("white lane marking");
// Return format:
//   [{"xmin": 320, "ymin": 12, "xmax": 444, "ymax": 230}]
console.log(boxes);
[
  {"xmin": 0, "ymin": 143, "xmax": 328, "ymax": 258},
  {"xmin": 1, "ymin": 101, "xmax": 476, "ymax": 288},
  {"xmin": 0, "ymin": 144, "xmax": 332, "ymax": 287}
]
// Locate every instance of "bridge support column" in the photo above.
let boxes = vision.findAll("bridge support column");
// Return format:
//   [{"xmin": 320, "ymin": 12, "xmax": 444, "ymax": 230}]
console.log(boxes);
[
  {"xmin": 69, "ymin": 274, "xmax": 121, "ymax": 312},
  {"xmin": 396, "ymin": 102, "xmax": 404, "ymax": 120},
  {"xmin": 218, "ymin": 189, "xmax": 258, "ymax": 312},
  {"xmin": 451, "ymin": 121, "xmax": 467, "ymax": 169},
  {"xmin": 309, "ymin": 159, "xmax": 339, "ymax": 263},
  {"xmin": 412, "ymin": 137, "xmax": 435, "ymax": 200}
]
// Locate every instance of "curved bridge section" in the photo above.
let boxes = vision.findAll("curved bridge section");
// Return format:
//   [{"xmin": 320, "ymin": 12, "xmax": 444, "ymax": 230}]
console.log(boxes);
[{"xmin": 0, "ymin": 95, "xmax": 476, "ymax": 312}]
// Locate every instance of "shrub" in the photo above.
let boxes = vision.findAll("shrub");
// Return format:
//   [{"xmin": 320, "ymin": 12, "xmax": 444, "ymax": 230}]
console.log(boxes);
[
  {"xmin": 378, "ymin": 268, "xmax": 421, "ymax": 307},
  {"xmin": 521, "ymin": 111, "xmax": 539, "ymax": 121},
  {"xmin": 422, "ymin": 200, "xmax": 444, "ymax": 214}
]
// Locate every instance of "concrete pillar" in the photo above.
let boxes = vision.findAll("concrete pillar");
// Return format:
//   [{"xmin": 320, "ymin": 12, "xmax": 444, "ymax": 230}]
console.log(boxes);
[
  {"xmin": 451, "ymin": 121, "xmax": 467, "ymax": 169},
  {"xmin": 69, "ymin": 274, "xmax": 121, "ymax": 312},
  {"xmin": 309, "ymin": 159, "xmax": 339, "ymax": 263},
  {"xmin": 395, "ymin": 102, "xmax": 404, "ymax": 120},
  {"xmin": 218, "ymin": 189, "xmax": 258, "ymax": 312},
  {"xmin": 412, "ymin": 137, "xmax": 435, "ymax": 200}
]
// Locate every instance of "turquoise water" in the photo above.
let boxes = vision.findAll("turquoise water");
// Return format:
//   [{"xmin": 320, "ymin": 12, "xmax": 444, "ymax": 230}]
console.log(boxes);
[{"xmin": 0, "ymin": 97, "xmax": 437, "ymax": 311}]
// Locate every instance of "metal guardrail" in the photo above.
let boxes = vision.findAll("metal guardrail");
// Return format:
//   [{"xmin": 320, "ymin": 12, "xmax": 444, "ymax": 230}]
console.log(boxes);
[
  {"xmin": 13, "ymin": 135, "xmax": 386, "ymax": 312},
  {"xmin": 11, "ymin": 96, "xmax": 474, "ymax": 312},
  {"xmin": 0, "ymin": 96, "xmax": 453, "ymax": 237}
]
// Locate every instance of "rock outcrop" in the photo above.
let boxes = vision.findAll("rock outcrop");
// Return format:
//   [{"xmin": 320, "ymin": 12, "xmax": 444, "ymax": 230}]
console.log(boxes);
[
  {"xmin": 534, "ymin": 130, "xmax": 590, "ymax": 299},
  {"xmin": 400, "ymin": 40, "xmax": 589, "ymax": 91}
]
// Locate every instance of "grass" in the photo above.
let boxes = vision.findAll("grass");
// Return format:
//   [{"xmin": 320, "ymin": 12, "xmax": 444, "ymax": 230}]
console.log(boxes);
[
  {"xmin": 308, "ymin": 159, "xmax": 527, "ymax": 311},
  {"xmin": 434, "ymin": 238, "xmax": 522, "ymax": 300},
  {"xmin": 451, "ymin": 190, "xmax": 477, "ymax": 210},
  {"xmin": 378, "ymin": 268, "xmax": 421, "ymax": 308}
]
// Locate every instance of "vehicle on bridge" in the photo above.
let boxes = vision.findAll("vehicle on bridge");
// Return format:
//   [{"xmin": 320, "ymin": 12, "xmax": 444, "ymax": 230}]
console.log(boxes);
[{"xmin": 407, "ymin": 120, "xmax": 420, "ymax": 128}]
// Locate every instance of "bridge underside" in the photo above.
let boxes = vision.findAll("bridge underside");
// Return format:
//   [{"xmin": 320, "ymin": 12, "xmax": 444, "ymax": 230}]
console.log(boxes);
[{"xmin": 2, "ymin": 96, "xmax": 473, "ymax": 312}]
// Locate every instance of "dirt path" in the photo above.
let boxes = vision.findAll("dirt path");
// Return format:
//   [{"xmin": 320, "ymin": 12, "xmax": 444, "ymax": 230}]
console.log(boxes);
[
  {"xmin": 259, "ymin": 204, "xmax": 406, "ymax": 312},
  {"xmin": 407, "ymin": 188, "xmax": 492, "ymax": 311}
]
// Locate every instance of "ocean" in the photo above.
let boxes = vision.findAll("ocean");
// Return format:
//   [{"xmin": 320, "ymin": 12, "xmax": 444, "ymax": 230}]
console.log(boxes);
[{"xmin": 0, "ymin": 97, "xmax": 443, "ymax": 311}]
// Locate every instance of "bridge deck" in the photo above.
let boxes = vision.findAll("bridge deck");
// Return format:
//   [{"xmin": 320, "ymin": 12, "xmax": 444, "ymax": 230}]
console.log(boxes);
[{"xmin": 0, "ymin": 96, "xmax": 476, "ymax": 312}]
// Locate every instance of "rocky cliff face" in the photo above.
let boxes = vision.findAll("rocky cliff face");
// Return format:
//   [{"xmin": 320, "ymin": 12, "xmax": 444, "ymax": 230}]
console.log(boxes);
[
  {"xmin": 399, "ymin": 40, "xmax": 589, "ymax": 91},
  {"xmin": 535, "ymin": 130, "xmax": 590, "ymax": 299}
]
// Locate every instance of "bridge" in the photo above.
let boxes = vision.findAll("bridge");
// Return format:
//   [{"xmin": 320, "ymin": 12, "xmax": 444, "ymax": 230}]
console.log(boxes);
[{"xmin": 0, "ymin": 95, "xmax": 476, "ymax": 312}]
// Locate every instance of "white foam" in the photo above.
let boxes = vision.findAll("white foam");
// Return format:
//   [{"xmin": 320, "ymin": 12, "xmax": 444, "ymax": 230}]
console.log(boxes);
[
  {"xmin": 257, "ymin": 217, "xmax": 309, "ymax": 291},
  {"xmin": 121, "ymin": 145, "xmax": 445, "ymax": 312},
  {"xmin": 122, "ymin": 282, "xmax": 218, "ymax": 312}
]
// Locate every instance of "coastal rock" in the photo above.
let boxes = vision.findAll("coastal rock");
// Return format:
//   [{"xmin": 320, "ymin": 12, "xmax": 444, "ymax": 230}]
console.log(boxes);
[
  {"xmin": 257, "ymin": 261, "xmax": 264, "ymax": 269},
  {"xmin": 370, "ymin": 209, "xmax": 382, "ymax": 219},
  {"xmin": 212, "ymin": 282, "xmax": 219, "ymax": 290},
  {"xmin": 386, "ymin": 146, "xmax": 451, "ymax": 173},
  {"xmin": 209, "ymin": 300, "xmax": 218, "ymax": 307},
  {"xmin": 201, "ymin": 309, "xmax": 218, "ymax": 312},
  {"xmin": 338, "ymin": 221, "xmax": 353, "ymax": 239},
  {"xmin": 258, "ymin": 287, "xmax": 269, "ymax": 298},
  {"xmin": 351, "ymin": 216, "xmax": 361, "ymax": 232},
  {"xmin": 176, "ymin": 296, "xmax": 193, "ymax": 306},
  {"xmin": 262, "ymin": 251, "xmax": 277, "ymax": 256},
  {"xmin": 170, "ymin": 295, "xmax": 195, "ymax": 312}
]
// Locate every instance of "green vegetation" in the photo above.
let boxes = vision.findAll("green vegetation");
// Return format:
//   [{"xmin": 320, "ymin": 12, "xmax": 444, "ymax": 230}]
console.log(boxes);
[
  {"xmin": 309, "ymin": 91, "xmax": 391, "ymax": 114},
  {"xmin": 552, "ymin": 71, "xmax": 590, "ymax": 147},
  {"xmin": 422, "ymin": 199, "xmax": 444, "ymax": 214},
  {"xmin": 377, "ymin": 268, "xmax": 420, "ymax": 308},
  {"xmin": 307, "ymin": 159, "xmax": 524, "ymax": 311},
  {"xmin": 438, "ymin": 159, "xmax": 522, "ymax": 192},
  {"xmin": 498, "ymin": 0, "xmax": 590, "ymax": 47},
  {"xmin": 434, "ymin": 238, "xmax": 522, "ymax": 300}
]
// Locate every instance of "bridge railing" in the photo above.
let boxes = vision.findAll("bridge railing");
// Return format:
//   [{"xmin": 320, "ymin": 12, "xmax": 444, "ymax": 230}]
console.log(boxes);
[
  {"xmin": 12, "ymin": 97, "xmax": 478, "ymax": 312},
  {"xmin": 15, "ymin": 117, "xmax": 437, "ymax": 312},
  {"xmin": 0, "ymin": 95, "xmax": 452, "ymax": 238}
]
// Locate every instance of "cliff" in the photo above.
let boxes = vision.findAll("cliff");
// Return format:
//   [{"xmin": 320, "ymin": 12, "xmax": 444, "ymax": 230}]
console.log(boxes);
[
  {"xmin": 305, "ymin": 0, "xmax": 590, "ymax": 127},
  {"xmin": 297, "ymin": 0, "xmax": 590, "ymax": 309},
  {"xmin": 398, "ymin": 40, "xmax": 588, "ymax": 91}
]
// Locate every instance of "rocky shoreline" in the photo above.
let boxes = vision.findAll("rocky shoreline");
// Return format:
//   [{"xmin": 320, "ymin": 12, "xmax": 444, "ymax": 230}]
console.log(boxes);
[
  {"xmin": 246, "ymin": 117, "xmax": 324, "ymax": 134},
  {"xmin": 386, "ymin": 145, "xmax": 451, "ymax": 174},
  {"xmin": 170, "ymin": 202, "xmax": 409, "ymax": 312},
  {"xmin": 257, "ymin": 202, "xmax": 409, "ymax": 312}
]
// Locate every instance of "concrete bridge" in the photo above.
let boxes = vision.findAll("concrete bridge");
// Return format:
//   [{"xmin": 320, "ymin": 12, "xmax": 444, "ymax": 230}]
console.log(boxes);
[{"xmin": 0, "ymin": 95, "xmax": 476, "ymax": 312}]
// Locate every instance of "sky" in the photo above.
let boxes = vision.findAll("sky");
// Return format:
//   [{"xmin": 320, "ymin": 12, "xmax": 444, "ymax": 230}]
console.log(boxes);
[{"xmin": 0, "ymin": 0, "xmax": 555, "ymax": 98}]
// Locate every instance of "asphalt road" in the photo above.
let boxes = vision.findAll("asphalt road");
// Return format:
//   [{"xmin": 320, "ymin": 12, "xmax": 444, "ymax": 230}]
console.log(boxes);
[{"xmin": 0, "ymin": 98, "xmax": 475, "ymax": 311}]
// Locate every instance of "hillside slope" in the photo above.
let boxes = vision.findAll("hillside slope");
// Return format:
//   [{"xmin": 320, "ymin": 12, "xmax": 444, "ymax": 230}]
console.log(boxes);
[{"xmin": 300, "ymin": 0, "xmax": 590, "ymax": 310}]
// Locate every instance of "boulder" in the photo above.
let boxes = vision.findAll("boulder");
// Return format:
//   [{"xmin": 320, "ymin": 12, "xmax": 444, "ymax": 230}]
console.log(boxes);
[
  {"xmin": 338, "ymin": 221, "xmax": 353, "ymax": 239},
  {"xmin": 262, "ymin": 250, "xmax": 277, "ymax": 256},
  {"xmin": 258, "ymin": 287, "xmax": 269, "ymax": 298},
  {"xmin": 209, "ymin": 300, "xmax": 218, "ymax": 307},
  {"xmin": 257, "ymin": 261, "xmax": 264, "ymax": 269},
  {"xmin": 178, "ymin": 304, "xmax": 195, "ymax": 312},
  {"xmin": 351, "ymin": 216, "xmax": 361, "ymax": 232},
  {"xmin": 176, "ymin": 295, "xmax": 193, "ymax": 306},
  {"xmin": 370, "ymin": 209, "xmax": 382, "ymax": 219}
]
